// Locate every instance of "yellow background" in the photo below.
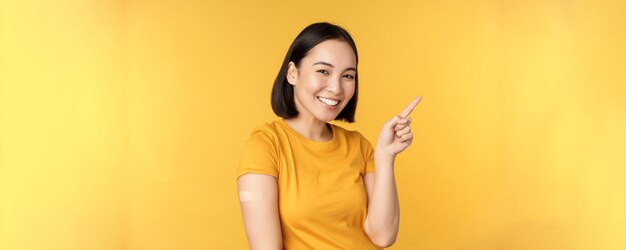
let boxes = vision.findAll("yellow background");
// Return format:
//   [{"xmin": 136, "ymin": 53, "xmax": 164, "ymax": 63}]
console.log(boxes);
[{"xmin": 1, "ymin": 0, "xmax": 625, "ymax": 249}]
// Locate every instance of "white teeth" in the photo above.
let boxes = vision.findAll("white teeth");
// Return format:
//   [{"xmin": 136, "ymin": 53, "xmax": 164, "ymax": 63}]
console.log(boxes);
[{"xmin": 317, "ymin": 96, "xmax": 339, "ymax": 106}]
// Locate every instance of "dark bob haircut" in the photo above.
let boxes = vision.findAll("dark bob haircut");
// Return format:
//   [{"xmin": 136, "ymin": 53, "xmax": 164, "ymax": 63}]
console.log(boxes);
[{"xmin": 271, "ymin": 22, "xmax": 359, "ymax": 123}]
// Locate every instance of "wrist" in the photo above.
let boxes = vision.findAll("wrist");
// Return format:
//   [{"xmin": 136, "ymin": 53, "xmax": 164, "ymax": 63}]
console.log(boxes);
[{"xmin": 374, "ymin": 149, "xmax": 396, "ymax": 163}]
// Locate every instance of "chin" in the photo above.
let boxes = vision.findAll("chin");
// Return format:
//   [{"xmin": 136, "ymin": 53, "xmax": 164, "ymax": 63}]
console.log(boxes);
[
  {"xmin": 318, "ymin": 117, "xmax": 335, "ymax": 122},
  {"xmin": 315, "ymin": 113, "xmax": 338, "ymax": 123}
]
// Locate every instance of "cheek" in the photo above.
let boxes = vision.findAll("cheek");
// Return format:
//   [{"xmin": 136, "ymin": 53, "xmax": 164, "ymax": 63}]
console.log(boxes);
[
  {"xmin": 345, "ymin": 83, "xmax": 356, "ymax": 99},
  {"xmin": 301, "ymin": 74, "xmax": 324, "ymax": 92}
]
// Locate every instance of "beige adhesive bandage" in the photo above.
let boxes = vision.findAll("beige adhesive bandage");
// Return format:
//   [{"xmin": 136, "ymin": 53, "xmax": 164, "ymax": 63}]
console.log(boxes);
[{"xmin": 239, "ymin": 191, "xmax": 263, "ymax": 202}]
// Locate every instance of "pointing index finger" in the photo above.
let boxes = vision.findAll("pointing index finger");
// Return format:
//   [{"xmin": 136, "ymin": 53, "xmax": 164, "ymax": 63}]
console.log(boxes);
[{"xmin": 399, "ymin": 96, "xmax": 422, "ymax": 118}]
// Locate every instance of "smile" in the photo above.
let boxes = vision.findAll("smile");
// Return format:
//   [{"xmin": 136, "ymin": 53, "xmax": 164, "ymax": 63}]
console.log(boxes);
[{"xmin": 317, "ymin": 96, "xmax": 340, "ymax": 107}]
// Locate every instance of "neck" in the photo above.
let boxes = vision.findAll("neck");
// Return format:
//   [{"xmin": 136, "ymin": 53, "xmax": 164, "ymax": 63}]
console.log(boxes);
[{"xmin": 283, "ymin": 115, "xmax": 333, "ymax": 142}]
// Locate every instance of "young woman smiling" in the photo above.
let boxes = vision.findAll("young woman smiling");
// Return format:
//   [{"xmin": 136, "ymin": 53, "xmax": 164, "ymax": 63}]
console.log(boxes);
[{"xmin": 237, "ymin": 22, "xmax": 421, "ymax": 249}]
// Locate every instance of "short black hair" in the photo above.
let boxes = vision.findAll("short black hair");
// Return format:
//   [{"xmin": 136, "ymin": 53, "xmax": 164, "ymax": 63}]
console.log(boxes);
[{"xmin": 271, "ymin": 22, "xmax": 359, "ymax": 123}]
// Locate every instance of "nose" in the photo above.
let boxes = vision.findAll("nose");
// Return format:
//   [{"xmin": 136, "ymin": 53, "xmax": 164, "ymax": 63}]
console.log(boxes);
[{"xmin": 326, "ymin": 75, "xmax": 343, "ymax": 94}]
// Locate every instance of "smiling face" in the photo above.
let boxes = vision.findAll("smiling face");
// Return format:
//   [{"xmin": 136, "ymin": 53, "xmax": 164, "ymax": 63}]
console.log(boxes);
[{"xmin": 286, "ymin": 39, "xmax": 357, "ymax": 123}]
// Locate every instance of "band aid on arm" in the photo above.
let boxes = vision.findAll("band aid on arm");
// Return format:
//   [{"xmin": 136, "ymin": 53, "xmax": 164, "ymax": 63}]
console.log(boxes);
[{"xmin": 239, "ymin": 191, "xmax": 263, "ymax": 202}]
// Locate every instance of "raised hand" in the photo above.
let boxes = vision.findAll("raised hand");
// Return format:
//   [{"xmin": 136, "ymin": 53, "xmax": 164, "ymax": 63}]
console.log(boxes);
[{"xmin": 376, "ymin": 96, "xmax": 422, "ymax": 159}]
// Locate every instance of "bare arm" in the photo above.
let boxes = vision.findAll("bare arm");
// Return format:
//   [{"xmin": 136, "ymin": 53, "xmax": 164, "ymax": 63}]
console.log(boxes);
[
  {"xmin": 363, "ymin": 96, "xmax": 422, "ymax": 247},
  {"xmin": 363, "ymin": 154, "xmax": 400, "ymax": 248},
  {"xmin": 237, "ymin": 173, "xmax": 283, "ymax": 250}
]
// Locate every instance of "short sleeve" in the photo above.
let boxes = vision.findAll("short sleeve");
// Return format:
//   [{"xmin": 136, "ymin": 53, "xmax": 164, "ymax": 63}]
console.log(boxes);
[
  {"xmin": 361, "ymin": 134, "xmax": 376, "ymax": 174},
  {"xmin": 237, "ymin": 129, "xmax": 279, "ymax": 180}
]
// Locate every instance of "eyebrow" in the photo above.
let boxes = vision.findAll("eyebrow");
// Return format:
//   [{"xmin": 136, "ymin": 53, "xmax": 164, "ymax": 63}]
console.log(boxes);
[{"xmin": 313, "ymin": 61, "xmax": 357, "ymax": 72}]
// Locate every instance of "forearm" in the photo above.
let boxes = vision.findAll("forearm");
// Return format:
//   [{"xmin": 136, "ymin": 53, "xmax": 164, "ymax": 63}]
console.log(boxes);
[{"xmin": 366, "ymin": 152, "xmax": 400, "ymax": 245}]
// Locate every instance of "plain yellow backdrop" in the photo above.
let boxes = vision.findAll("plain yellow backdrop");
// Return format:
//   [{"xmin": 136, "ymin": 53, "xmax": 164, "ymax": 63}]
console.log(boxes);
[{"xmin": 1, "ymin": 0, "xmax": 625, "ymax": 249}]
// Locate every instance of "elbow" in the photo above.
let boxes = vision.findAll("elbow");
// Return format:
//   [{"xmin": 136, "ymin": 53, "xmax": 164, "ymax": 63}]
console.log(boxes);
[
  {"xmin": 370, "ymin": 234, "xmax": 397, "ymax": 248},
  {"xmin": 364, "ymin": 216, "xmax": 399, "ymax": 248}
]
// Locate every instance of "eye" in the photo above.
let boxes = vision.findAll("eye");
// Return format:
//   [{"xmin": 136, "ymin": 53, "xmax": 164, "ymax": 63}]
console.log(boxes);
[
  {"xmin": 343, "ymin": 74, "xmax": 355, "ymax": 80},
  {"xmin": 317, "ymin": 69, "xmax": 330, "ymax": 75}
]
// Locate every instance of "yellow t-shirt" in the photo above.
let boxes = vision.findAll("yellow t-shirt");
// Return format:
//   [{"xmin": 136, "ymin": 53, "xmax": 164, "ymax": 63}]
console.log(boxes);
[{"xmin": 237, "ymin": 119, "xmax": 381, "ymax": 250}]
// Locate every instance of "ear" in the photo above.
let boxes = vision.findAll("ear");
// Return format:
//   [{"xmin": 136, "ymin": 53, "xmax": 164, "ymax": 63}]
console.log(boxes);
[{"xmin": 286, "ymin": 62, "xmax": 298, "ymax": 85}]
